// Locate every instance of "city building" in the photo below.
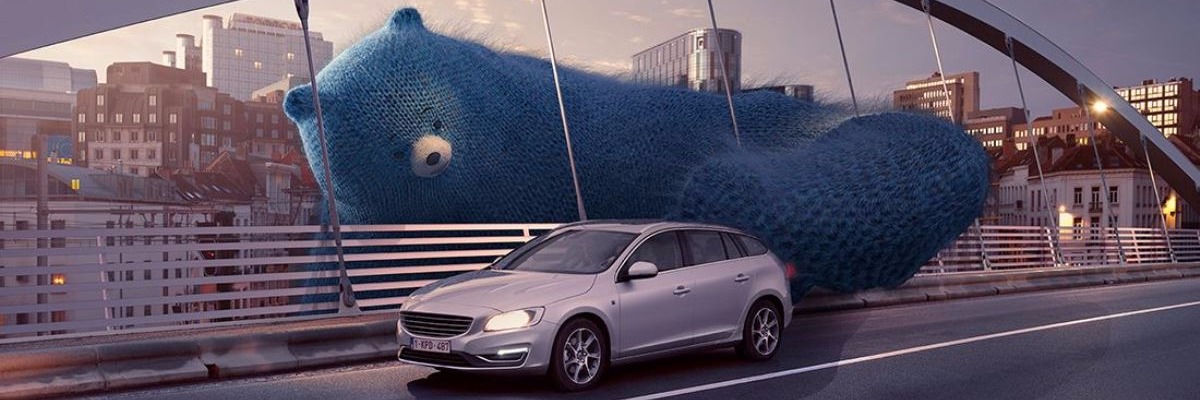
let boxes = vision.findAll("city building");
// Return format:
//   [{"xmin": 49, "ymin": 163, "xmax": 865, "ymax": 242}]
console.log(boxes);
[
  {"xmin": 965, "ymin": 107, "xmax": 1026, "ymax": 150},
  {"xmin": 245, "ymin": 76, "xmax": 306, "ymax": 159},
  {"xmin": 1011, "ymin": 106, "xmax": 1101, "ymax": 151},
  {"xmin": 631, "ymin": 28, "xmax": 742, "ymax": 93},
  {"xmin": 1113, "ymin": 78, "xmax": 1197, "ymax": 137},
  {"xmin": 991, "ymin": 135, "xmax": 1171, "ymax": 229},
  {"xmin": 893, "ymin": 71, "xmax": 980, "ymax": 123},
  {"xmin": 163, "ymin": 13, "xmax": 333, "ymax": 100},
  {"xmin": 743, "ymin": 84, "xmax": 814, "ymax": 102},
  {"xmin": 74, "ymin": 62, "xmax": 246, "ymax": 175},
  {"xmin": 0, "ymin": 57, "xmax": 96, "ymax": 161}
]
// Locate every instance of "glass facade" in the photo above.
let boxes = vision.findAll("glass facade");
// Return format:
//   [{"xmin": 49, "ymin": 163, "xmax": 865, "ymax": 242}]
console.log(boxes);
[{"xmin": 631, "ymin": 28, "xmax": 741, "ymax": 94}]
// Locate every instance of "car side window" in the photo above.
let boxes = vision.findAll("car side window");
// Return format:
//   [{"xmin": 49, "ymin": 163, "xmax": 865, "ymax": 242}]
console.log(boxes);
[
  {"xmin": 721, "ymin": 232, "xmax": 744, "ymax": 259},
  {"xmin": 626, "ymin": 232, "xmax": 683, "ymax": 272},
  {"xmin": 683, "ymin": 230, "xmax": 727, "ymax": 266},
  {"xmin": 737, "ymin": 235, "xmax": 769, "ymax": 256}
]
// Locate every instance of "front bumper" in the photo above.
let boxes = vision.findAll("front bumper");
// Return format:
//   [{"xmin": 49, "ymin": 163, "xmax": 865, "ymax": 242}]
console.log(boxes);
[{"xmin": 396, "ymin": 312, "xmax": 559, "ymax": 375}]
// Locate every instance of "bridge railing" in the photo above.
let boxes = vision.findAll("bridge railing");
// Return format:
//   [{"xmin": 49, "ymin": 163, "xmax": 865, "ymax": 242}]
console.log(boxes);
[
  {"xmin": 921, "ymin": 225, "xmax": 1198, "ymax": 274},
  {"xmin": 2, "ymin": 223, "xmax": 1194, "ymax": 342},
  {"xmin": 0, "ymin": 223, "xmax": 558, "ymax": 343}
]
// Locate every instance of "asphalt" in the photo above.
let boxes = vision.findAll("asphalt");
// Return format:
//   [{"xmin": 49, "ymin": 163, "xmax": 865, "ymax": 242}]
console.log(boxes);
[{"xmin": 75, "ymin": 278, "xmax": 1200, "ymax": 400}]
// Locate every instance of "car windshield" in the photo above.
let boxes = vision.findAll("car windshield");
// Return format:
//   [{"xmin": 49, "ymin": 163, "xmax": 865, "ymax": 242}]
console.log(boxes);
[{"xmin": 494, "ymin": 230, "xmax": 636, "ymax": 274}]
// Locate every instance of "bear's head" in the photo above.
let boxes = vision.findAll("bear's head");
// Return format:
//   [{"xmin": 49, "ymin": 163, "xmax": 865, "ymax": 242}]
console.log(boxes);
[{"xmin": 284, "ymin": 8, "xmax": 567, "ymax": 223}]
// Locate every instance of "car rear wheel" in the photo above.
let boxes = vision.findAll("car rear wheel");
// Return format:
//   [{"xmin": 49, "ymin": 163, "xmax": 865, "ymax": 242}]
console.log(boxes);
[
  {"xmin": 548, "ymin": 318, "xmax": 608, "ymax": 391},
  {"xmin": 736, "ymin": 299, "xmax": 781, "ymax": 361}
]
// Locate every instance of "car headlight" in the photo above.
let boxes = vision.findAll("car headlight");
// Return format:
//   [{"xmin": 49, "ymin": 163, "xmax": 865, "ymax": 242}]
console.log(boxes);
[{"xmin": 484, "ymin": 308, "xmax": 544, "ymax": 332}]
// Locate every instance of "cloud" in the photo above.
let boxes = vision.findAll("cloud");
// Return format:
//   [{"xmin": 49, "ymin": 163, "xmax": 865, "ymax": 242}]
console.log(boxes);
[
  {"xmin": 670, "ymin": 8, "xmax": 705, "ymax": 19},
  {"xmin": 629, "ymin": 36, "xmax": 644, "ymax": 44},
  {"xmin": 611, "ymin": 11, "xmax": 652, "ymax": 23}
]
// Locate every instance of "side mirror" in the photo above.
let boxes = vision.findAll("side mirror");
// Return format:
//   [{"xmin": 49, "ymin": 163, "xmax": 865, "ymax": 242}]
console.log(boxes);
[{"xmin": 626, "ymin": 261, "xmax": 659, "ymax": 280}]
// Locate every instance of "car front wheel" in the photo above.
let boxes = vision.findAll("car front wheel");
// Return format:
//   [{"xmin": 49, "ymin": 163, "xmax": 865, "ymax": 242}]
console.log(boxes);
[
  {"xmin": 736, "ymin": 299, "xmax": 782, "ymax": 361},
  {"xmin": 548, "ymin": 318, "xmax": 608, "ymax": 391}
]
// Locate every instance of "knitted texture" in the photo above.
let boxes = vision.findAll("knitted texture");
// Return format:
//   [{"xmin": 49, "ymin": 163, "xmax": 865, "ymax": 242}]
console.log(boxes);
[{"xmin": 284, "ymin": 8, "xmax": 990, "ymax": 296}]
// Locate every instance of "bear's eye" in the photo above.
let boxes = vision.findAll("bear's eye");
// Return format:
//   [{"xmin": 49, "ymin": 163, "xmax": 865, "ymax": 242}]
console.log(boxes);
[{"xmin": 432, "ymin": 119, "xmax": 444, "ymax": 132}]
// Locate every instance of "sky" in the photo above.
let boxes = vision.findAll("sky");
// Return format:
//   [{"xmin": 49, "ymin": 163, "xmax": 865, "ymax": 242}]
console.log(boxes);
[{"xmin": 11, "ymin": 0, "xmax": 1200, "ymax": 116}]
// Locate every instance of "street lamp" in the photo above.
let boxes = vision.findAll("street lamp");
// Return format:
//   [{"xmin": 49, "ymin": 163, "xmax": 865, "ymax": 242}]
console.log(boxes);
[{"xmin": 1091, "ymin": 100, "xmax": 1109, "ymax": 114}]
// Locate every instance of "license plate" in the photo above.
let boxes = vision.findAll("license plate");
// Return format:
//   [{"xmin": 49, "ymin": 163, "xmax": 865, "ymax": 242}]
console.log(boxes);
[{"xmin": 411, "ymin": 337, "xmax": 451, "ymax": 353}]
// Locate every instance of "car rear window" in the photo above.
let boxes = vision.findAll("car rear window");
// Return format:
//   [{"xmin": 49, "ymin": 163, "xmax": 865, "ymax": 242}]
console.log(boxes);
[{"xmin": 737, "ymin": 235, "xmax": 769, "ymax": 256}]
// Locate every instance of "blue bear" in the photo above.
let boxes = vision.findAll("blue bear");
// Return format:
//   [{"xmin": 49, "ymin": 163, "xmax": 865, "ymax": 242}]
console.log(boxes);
[{"xmin": 284, "ymin": 8, "xmax": 990, "ymax": 297}]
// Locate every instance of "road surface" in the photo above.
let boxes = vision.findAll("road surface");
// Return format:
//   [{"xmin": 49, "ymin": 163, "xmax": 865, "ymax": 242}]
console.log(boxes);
[{"xmin": 79, "ymin": 278, "xmax": 1200, "ymax": 400}]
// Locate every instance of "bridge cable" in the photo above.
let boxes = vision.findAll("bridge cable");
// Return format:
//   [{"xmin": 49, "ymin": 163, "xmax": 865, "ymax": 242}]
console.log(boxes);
[
  {"xmin": 828, "ymin": 0, "xmax": 859, "ymax": 117},
  {"xmin": 539, "ymin": 0, "xmax": 588, "ymax": 221},
  {"xmin": 922, "ymin": 0, "xmax": 989, "ymax": 269},
  {"xmin": 1140, "ymin": 134, "xmax": 1177, "ymax": 262},
  {"xmin": 294, "ymin": 0, "xmax": 357, "ymax": 311},
  {"xmin": 1006, "ymin": 36, "xmax": 1064, "ymax": 266},
  {"xmin": 706, "ymin": 0, "xmax": 742, "ymax": 147},
  {"xmin": 1079, "ymin": 85, "xmax": 1128, "ymax": 265}
]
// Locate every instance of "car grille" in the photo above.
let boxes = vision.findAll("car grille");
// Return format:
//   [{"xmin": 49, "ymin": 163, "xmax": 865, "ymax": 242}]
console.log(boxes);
[
  {"xmin": 399, "ymin": 348, "xmax": 472, "ymax": 367},
  {"xmin": 400, "ymin": 311, "xmax": 473, "ymax": 338}
]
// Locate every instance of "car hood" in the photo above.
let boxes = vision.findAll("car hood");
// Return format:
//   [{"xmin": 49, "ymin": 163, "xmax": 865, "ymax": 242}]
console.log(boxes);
[{"xmin": 408, "ymin": 269, "xmax": 596, "ymax": 312}]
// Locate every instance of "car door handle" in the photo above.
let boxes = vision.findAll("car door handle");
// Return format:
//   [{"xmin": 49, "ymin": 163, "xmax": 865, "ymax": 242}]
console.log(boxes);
[
  {"xmin": 734, "ymin": 273, "xmax": 750, "ymax": 283},
  {"xmin": 673, "ymin": 286, "xmax": 691, "ymax": 296}
]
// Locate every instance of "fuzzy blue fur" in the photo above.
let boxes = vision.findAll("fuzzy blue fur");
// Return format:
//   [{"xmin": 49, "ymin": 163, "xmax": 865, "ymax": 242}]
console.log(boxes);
[{"xmin": 284, "ymin": 8, "xmax": 990, "ymax": 296}]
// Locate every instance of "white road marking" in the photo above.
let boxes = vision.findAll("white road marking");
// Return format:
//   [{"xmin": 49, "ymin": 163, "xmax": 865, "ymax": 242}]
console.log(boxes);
[{"xmin": 621, "ymin": 299, "xmax": 1200, "ymax": 400}]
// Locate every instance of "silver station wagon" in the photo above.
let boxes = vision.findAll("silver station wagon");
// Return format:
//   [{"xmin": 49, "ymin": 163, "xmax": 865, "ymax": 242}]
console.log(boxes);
[{"xmin": 396, "ymin": 220, "xmax": 792, "ymax": 391}]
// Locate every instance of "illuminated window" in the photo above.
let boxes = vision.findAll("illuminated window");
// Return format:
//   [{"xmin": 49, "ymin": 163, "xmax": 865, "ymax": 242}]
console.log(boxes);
[
  {"xmin": 51, "ymin": 274, "xmax": 65, "ymax": 285},
  {"xmin": 234, "ymin": 48, "xmax": 244, "ymax": 56},
  {"xmin": 70, "ymin": 179, "xmax": 80, "ymax": 191},
  {"xmin": 169, "ymin": 113, "xmax": 177, "ymax": 124},
  {"xmin": 96, "ymin": 94, "xmax": 104, "ymax": 106},
  {"xmin": 78, "ymin": 113, "xmax": 85, "ymax": 123},
  {"xmin": 148, "ymin": 95, "xmax": 157, "ymax": 106},
  {"xmin": 114, "ymin": 113, "xmax": 123, "ymax": 123},
  {"xmin": 1164, "ymin": 113, "xmax": 1178, "ymax": 125},
  {"xmin": 132, "ymin": 113, "xmax": 140, "ymax": 123},
  {"xmin": 77, "ymin": 131, "xmax": 85, "ymax": 142},
  {"xmin": 253, "ymin": 61, "xmax": 263, "ymax": 70},
  {"xmin": 286, "ymin": 52, "xmax": 295, "ymax": 60},
  {"xmin": 149, "ymin": 113, "xmax": 157, "ymax": 124},
  {"xmin": 96, "ymin": 113, "xmax": 104, "ymax": 123}
]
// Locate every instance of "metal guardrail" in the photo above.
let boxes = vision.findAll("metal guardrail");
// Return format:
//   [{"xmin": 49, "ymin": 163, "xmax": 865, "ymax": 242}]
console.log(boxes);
[
  {"xmin": 0, "ymin": 223, "xmax": 558, "ymax": 342},
  {"xmin": 922, "ymin": 225, "xmax": 1194, "ymax": 273},
  {"xmin": 0, "ymin": 223, "xmax": 1192, "ymax": 342}
]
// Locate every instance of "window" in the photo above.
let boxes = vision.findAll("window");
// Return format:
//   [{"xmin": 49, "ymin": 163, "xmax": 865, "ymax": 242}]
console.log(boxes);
[
  {"xmin": 130, "ymin": 149, "xmax": 139, "ymax": 160},
  {"xmin": 222, "ymin": 104, "xmax": 232, "ymax": 115},
  {"xmin": 253, "ymin": 61, "xmax": 263, "ymax": 70},
  {"xmin": 200, "ymin": 117, "xmax": 215, "ymax": 129},
  {"xmin": 148, "ymin": 149, "xmax": 156, "ymax": 160},
  {"xmin": 51, "ymin": 274, "xmax": 65, "ymax": 285},
  {"xmin": 129, "ymin": 131, "xmax": 140, "ymax": 142},
  {"xmin": 255, "ymin": 128, "xmax": 263, "ymax": 138},
  {"xmin": 234, "ymin": 48, "xmax": 243, "ymax": 56},
  {"xmin": 133, "ymin": 114, "xmax": 141, "ymax": 123},
  {"xmin": 96, "ymin": 113, "xmax": 104, "ymax": 123},
  {"xmin": 149, "ymin": 113, "xmax": 157, "ymax": 124},
  {"xmin": 94, "ymin": 149, "xmax": 103, "ymax": 159},
  {"xmin": 626, "ymin": 232, "xmax": 683, "ymax": 272},
  {"xmin": 169, "ymin": 131, "xmax": 177, "ymax": 143},
  {"xmin": 223, "ymin": 120, "xmax": 231, "ymax": 131},
  {"xmin": 493, "ymin": 230, "xmax": 635, "ymax": 274},
  {"xmin": 1109, "ymin": 186, "xmax": 1118, "ymax": 204},
  {"xmin": 286, "ymin": 52, "xmax": 295, "ymax": 60},
  {"xmin": 736, "ymin": 235, "xmax": 769, "ymax": 256},
  {"xmin": 96, "ymin": 94, "xmax": 105, "ymax": 106},
  {"xmin": 147, "ymin": 131, "xmax": 158, "ymax": 142},
  {"xmin": 271, "ymin": 129, "xmax": 278, "ymax": 139},
  {"xmin": 148, "ymin": 95, "xmax": 157, "ymax": 106},
  {"xmin": 1073, "ymin": 187, "xmax": 1083, "ymax": 205},
  {"xmin": 721, "ymin": 233, "xmax": 743, "ymax": 259},
  {"xmin": 683, "ymin": 231, "xmax": 728, "ymax": 266},
  {"xmin": 271, "ymin": 114, "xmax": 279, "ymax": 124},
  {"xmin": 111, "ymin": 149, "xmax": 120, "ymax": 160},
  {"xmin": 256, "ymin": 113, "xmax": 263, "ymax": 123},
  {"xmin": 114, "ymin": 113, "xmax": 122, "ymax": 123},
  {"xmin": 110, "ymin": 131, "xmax": 120, "ymax": 142},
  {"xmin": 78, "ymin": 113, "xmax": 85, "ymax": 123},
  {"xmin": 1091, "ymin": 187, "xmax": 1101, "ymax": 204},
  {"xmin": 78, "ymin": 131, "xmax": 85, "ymax": 142},
  {"xmin": 169, "ymin": 113, "xmax": 177, "ymax": 124}
]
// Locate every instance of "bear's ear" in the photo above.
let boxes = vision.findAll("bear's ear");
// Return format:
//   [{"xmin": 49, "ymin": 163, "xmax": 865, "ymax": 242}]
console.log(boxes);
[
  {"xmin": 388, "ymin": 8, "xmax": 425, "ymax": 31},
  {"xmin": 283, "ymin": 84, "xmax": 313, "ymax": 123}
]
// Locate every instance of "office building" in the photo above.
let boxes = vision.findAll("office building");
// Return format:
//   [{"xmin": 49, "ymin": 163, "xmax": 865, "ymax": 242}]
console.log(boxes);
[
  {"xmin": 965, "ymin": 107, "xmax": 1026, "ymax": 149},
  {"xmin": 1114, "ymin": 78, "xmax": 1196, "ymax": 137},
  {"xmin": 632, "ymin": 28, "xmax": 741, "ymax": 93},
  {"xmin": 743, "ymin": 84, "xmax": 815, "ymax": 102},
  {"xmin": 0, "ymin": 57, "xmax": 96, "ymax": 161},
  {"xmin": 163, "ymin": 13, "xmax": 333, "ymax": 101},
  {"xmin": 893, "ymin": 71, "xmax": 980, "ymax": 123}
]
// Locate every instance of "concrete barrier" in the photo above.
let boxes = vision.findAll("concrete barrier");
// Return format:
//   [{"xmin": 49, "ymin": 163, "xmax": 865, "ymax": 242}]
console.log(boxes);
[
  {"xmin": 3, "ymin": 262, "xmax": 1199, "ymax": 399},
  {"xmin": 797, "ymin": 262, "xmax": 1200, "ymax": 313}
]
